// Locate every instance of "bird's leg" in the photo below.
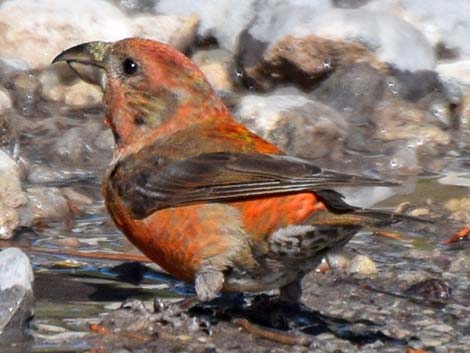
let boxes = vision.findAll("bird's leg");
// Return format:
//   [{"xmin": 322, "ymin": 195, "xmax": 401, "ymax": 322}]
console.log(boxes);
[
  {"xmin": 279, "ymin": 279, "xmax": 302, "ymax": 303},
  {"xmin": 195, "ymin": 267, "xmax": 225, "ymax": 301}
]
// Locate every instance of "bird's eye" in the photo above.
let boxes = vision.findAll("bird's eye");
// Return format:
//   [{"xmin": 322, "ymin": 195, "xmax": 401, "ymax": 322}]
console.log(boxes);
[{"xmin": 122, "ymin": 58, "xmax": 139, "ymax": 75}]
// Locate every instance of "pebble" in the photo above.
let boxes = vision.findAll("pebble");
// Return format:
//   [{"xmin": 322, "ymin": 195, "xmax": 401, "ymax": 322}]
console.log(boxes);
[
  {"xmin": 0, "ymin": 248, "xmax": 34, "ymax": 342},
  {"xmin": 192, "ymin": 49, "xmax": 235, "ymax": 93},
  {"xmin": 347, "ymin": 254, "xmax": 378, "ymax": 276},
  {"xmin": 0, "ymin": 87, "xmax": 13, "ymax": 114},
  {"xmin": 0, "ymin": 151, "xmax": 28, "ymax": 239},
  {"xmin": 445, "ymin": 197, "xmax": 470, "ymax": 222}
]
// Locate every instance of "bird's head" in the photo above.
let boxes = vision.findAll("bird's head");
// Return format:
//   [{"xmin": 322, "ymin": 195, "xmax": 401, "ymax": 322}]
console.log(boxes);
[{"xmin": 53, "ymin": 38, "xmax": 227, "ymax": 149}]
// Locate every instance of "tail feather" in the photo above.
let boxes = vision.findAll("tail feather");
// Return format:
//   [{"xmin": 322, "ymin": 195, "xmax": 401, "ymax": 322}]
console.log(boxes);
[{"xmin": 315, "ymin": 189, "xmax": 432, "ymax": 226}]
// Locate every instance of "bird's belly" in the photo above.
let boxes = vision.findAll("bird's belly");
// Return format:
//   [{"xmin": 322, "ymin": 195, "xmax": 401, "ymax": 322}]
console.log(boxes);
[
  {"xmin": 106, "ymin": 196, "xmax": 251, "ymax": 282},
  {"xmin": 224, "ymin": 225, "xmax": 358, "ymax": 293}
]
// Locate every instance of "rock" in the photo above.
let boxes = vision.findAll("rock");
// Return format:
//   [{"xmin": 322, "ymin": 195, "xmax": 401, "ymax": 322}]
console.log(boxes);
[
  {"xmin": 436, "ymin": 60, "xmax": 470, "ymax": 99},
  {"xmin": 445, "ymin": 197, "xmax": 470, "ymax": 223},
  {"xmin": 347, "ymin": 254, "xmax": 377, "ymax": 276},
  {"xmin": 326, "ymin": 250, "xmax": 351, "ymax": 270},
  {"xmin": 333, "ymin": 0, "xmax": 371, "ymax": 8},
  {"xmin": 64, "ymin": 81, "xmax": 102, "ymax": 107},
  {"xmin": 408, "ymin": 208, "xmax": 430, "ymax": 217},
  {"xmin": 0, "ymin": 0, "xmax": 198, "ymax": 69},
  {"xmin": 372, "ymin": 98, "xmax": 451, "ymax": 146},
  {"xmin": 235, "ymin": 88, "xmax": 347, "ymax": 158},
  {"xmin": 0, "ymin": 151, "xmax": 28, "ymax": 239},
  {"xmin": 132, "ymin": 15, "xmax": 199, "ymax": 52},
  {"xmin": 404, "ymin": 278, "xmax": 451, "ymax": 300},
  {"xmin": 456, "ymin": 95, "xmax": 470, "ymax": 131},
  {"xmin": 25, "ymin": 187, "xmax": 70, "ymax": 222},
  {"xmin": 448, "ymin": 254, "xmax": 470, "ymax": 273},
  {"xmin": 388, "ymin": 68, "xmax": 446, "ymax": 103},
  {"xmin": 39, "ymin": 67, "xmax": 102, "ymax": 107},
  {"xmin": 94, "ymin": 129, "xmax": 115, "ymax": 152},
  {"xmin": 312, "ymin": 63, "xmax": 386, "ymax": 125},
  {"xmin": 0, "ymin": 86, "xmax": 13, "ymax": 114},
  {"xmin": 192, "ymin": 49, "xmax": 235, "ymax": 93},
  {"xmin": 52, "ymin": 123, "xmax": 105, "ymax": 164},
  {"xmin": 239, "ymin": 7, "xmax": 434, "ymax": 89},
  {"xmin": 9, "ymin": 71, "xmax": 40, "ymax": 116},
  {"xmin": 0, "ymin": 248, "xmax": 34, "ymax": 343},
  {"xmin": 365, "ymin": 0, "xmax": 470, "ymax": 59},
  {"xmin": 0, "ymin": 57, "xmax": 30, "ymax": 80},
  {"xmin": 116, "ymin": 0, "xmax": 156, "ymax": 14}
]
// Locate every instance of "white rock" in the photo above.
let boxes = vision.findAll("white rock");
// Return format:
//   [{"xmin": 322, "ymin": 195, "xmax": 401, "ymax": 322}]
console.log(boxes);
[
  {"xmin": 436, "ymin": 60, "xmax": 470, "ymax": 97},
  {"xmin": 237, "ymin": 92, "xmax": 314, "ymax": 133},
  {"xmin": 0, "ymin": 248, "xmax": 33, "ymax": 292},
  {"xmin": 0, "ymin": 87, "xmax": 12, "ymax": 114},
  {"xmin": 0, "ymin": 248, "xmax": 34, "ymax": 341},
  {"xmin": 132, "ymin": 15, "xmax": 199, "ymax": 52},
  {"xmin": 247, "ymin": 7, "xmax": 435, "ymax": 72},
  {"xmin": 0, "ymin": 0, "xmax": 199, "ymax": 68},
  {"xmin": 366, "ymin": 0, "xmax": 470, "ymax": 58},
  {"xmin": 156, "ymin": 0, "xmax": 333, "ymax": 52},
  {"xmin": 0, "ymin": 151, "xmax": 28, "ymax": 239}
]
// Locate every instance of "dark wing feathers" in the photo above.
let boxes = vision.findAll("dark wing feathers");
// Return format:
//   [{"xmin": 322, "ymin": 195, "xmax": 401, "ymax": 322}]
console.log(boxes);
[{"xmin": 110, "ymin": 152, "xmax": 398, "ymax": 219}]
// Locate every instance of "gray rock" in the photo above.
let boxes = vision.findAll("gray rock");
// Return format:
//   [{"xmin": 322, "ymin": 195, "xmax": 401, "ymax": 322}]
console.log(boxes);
[
  {"xmin": 0, "ymin": 248, "xmax": 34, "ymax": 343},
  {"xmin": 235, "ymin": 88, "xmax": 347, "ymax": 158},
  {"xmin": 313, "ymin": 63, "xmax": 386, "ymax": 125}
]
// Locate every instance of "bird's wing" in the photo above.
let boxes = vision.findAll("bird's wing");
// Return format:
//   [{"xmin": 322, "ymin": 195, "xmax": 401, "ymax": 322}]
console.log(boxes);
[{"xmin": 109, "ymin": 151, "xmax": 397, "ymax": 219}]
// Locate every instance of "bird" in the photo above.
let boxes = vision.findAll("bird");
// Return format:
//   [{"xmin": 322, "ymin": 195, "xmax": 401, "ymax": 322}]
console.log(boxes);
[{"xmin": 52, "ymin": 38, "xmax": 408, "ymax": 303}]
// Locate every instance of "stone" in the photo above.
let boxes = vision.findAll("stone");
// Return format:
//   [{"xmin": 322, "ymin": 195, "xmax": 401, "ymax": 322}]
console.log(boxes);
[
  {"xmin": 448, "ymin": 254, "xmax": 470, "ymax": 273},
  {"xmin": 239, "ymin": 7, "xmax": 434, "ymax": 89},
  {"xmin": 0, "ymin": 248, "xmax": 34, "ymax": 343},
  {"xmin": 132, "ymin": 15, "xmax": 199, "ymax": 51},
  {"xmin": 313, "ymin": 63, "xmax": 386, "ymax": 125},
  {"xmin": 372, "ymin": 98, "xmax": 451, "ymax": 146},
  {"xmin": 388, "ymin": 68, "xmax": 445, "ymax": 103},
  {"xmin": 25, "ymin": 187, "xmax": 70, "ymax": 222},
  {"xmin": 0, "ymin": 151, "xmax": 28, "ymax": 239},
  {"xmin": 63, "ymin": 81, "xmax": 102, "ymax": 107},
  {"xmin": 436, "ymin": 60, "xmax": 470, "ymax": 99},
  {"xmin": 456, "ymin": 95, "xmax": 470, "ymax": 131},
  {"xmin": 347, "ymin": 254, "xmax": 378, "ymax": 276},
  {"xmin": 235, "ymin": 88, "xmax": 347, "ymax": 158},
  {"xmin": 404, "ymin": 278, "xmax": 451, "ymax": 300},
  {"xmin": 0, "ymin": 87, "xmax": 13, "ymax": 114},
  {"xmin": 192, "ymin": 49, "xmax": 235, "ymax": 93},
  {"xmin": 445, "ymin": 197, "xmax": 470, "ymax": 223},
  {"xmin": 0, "ymin": 0, "xmax": 199, "ymax": 69},
  {"xmin": 366, "ymin": 0, "xmax": 470, "ymax": 59}
]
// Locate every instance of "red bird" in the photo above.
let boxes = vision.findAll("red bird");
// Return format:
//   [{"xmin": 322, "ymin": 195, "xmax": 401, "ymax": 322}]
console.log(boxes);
[{"xmin": 53, "ymin": 38, "xmax": 402, "ymax": 303}]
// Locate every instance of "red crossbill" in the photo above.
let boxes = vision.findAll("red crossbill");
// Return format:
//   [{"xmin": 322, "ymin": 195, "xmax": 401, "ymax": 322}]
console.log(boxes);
[{"xmin": 53, "ymin": 38, "xmax": 404, "ymax": 302}]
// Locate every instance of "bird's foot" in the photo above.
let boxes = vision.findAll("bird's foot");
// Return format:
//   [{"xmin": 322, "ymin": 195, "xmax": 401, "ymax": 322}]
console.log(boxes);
[{"xmin": 153, "ymin": 296, "xmax": 199, "ymax": 318}]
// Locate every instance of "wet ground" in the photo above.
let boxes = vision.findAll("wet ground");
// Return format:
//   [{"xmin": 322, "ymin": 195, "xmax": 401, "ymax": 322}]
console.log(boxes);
[
  {"xmin": 0, "ymin": 1, "xmax": 470, "ymax": 350},
  {"xmin": 2, "ymin": 170, "xmax": 470, "ymax": 352}
]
